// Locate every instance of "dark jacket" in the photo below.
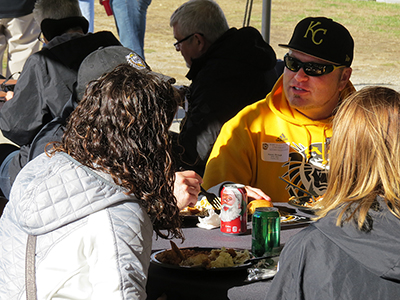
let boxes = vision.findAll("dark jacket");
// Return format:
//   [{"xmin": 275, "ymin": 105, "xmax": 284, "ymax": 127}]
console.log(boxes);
[
  {"xmin": 0, "ymin": 31, "xmax": 120, "ymax": 182},
  {"xmin": 174, "ymin": 26, "xmax": 277, "ymax": 176},
  {"xmin": 0, "ymin": 0, "xmax": 35, "ymax": 18},
  {"xmin": 8, "ymin": 95, "xmax": 77, "ymax": 185},
  {"xmin": 27, "ymin": 96, "xmax": 77, "ymax": 163},
  {"xmin": 267, "ymin": 196, "xmax": 400, "ymax": 299}
]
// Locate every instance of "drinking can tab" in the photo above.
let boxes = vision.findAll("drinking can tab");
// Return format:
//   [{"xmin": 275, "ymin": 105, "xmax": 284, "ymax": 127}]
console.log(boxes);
[
  {"xmin": 220, "ymin": 184, "xmax": 247, "ymax": 235},
  {"xmin": 252, "ymin": 207, "xmax": 280, "ymax": 257}
]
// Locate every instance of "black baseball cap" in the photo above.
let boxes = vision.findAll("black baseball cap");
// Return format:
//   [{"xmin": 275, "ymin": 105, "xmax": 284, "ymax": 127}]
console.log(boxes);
[
  {"xmin": 279, "ymin": 17, "xmax": 354, "ymax": 67},
  {"xmin": 41, "ymin": 16, "xmax": 89, "ymax": 42}
]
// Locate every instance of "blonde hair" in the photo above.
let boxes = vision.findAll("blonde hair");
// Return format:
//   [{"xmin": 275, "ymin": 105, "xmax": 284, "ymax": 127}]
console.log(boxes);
[{"xmin": 315, "ymin": 86, "xmax": 400, "ymax": 229}]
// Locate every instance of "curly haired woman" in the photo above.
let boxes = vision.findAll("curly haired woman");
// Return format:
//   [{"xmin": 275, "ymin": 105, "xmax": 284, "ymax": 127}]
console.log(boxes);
[{"xmin": 0, "ymin": 64, "xmax": 198, "ymax": 299}]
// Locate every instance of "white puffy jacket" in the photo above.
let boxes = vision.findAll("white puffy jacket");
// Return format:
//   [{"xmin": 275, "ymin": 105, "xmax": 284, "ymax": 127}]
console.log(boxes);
[{"xmin": 0, "ymin": 152, "xmax": 153, "ymax": 299}]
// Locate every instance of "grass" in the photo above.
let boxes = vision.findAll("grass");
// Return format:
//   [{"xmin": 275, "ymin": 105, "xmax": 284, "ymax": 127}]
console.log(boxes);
[
  {"xmin": 142, "ymin": 0, "xmax": 400, "ymax": 86},
  {"xmin": 2, "ymin": 0, "xmax": 400, "ymax": 86},
  {"xmin": 268, "ymin": 0, "xmax": 400, "ymax": 34}
]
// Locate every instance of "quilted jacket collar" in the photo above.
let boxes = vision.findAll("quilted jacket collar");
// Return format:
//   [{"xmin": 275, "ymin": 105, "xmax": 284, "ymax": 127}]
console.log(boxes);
[{"xmin": 11, "ymin": 152, "xmax": 139, "ymax": 236}]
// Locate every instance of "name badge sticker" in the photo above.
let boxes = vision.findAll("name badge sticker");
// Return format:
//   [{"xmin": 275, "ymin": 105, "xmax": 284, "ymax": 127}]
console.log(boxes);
[{"xmin": 261, "ymin": 142, "xmax": 289, "ymax": 162}]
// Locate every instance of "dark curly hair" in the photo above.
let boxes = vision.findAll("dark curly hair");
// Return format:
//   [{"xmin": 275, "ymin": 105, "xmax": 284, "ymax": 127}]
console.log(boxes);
[{"xmin": 52, "ymin": 64, "xmax": 183, "ymax": 239}]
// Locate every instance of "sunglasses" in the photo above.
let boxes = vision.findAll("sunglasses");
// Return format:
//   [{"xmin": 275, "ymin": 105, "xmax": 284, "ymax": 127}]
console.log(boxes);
[{"xmin": 284, "ymin": 54, "xmax": 345, "ymax": 77}]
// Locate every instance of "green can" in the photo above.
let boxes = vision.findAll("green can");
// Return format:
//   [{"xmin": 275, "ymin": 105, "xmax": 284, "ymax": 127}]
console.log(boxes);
[{"xmin": 251, "ymin": 207, "xmax": 280, "ymax": 257}]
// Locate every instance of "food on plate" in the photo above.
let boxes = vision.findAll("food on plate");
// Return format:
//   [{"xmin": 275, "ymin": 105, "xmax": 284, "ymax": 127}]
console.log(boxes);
[
  {"xmin": 289, "ymin": 195, "xmax": 323, "ymax": 208},
  {"xmin": 197, "ymin": 196, "xmax": 216, "ymax": 210},
  {"xmin": 247, "ymin": 199, "xmax": 273, "ymax": 215},
  {"xmin": 280, "ymin": 215, "xmax": 299, "ymax": 222},
  {"xmin": 156, "ymin": 241, "xmax": 251, "ymax": 269},
  {"xmin": 181, "ymin": 252, "xmax": 210, "ymax": 267},
  {"xmin": 181, "ymin": 206, "xmax": 201, "ymax": 215},
  {"xmin": 170, "ymin": 240, "xmax": 184, "ymax": 261},
  {"xmin": 180, "ymin": 196, "xmax": 215, "ymax": 217}
]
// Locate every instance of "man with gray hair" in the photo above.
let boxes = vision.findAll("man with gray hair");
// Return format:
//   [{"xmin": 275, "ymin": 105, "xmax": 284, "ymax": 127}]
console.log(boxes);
[
  {"xmin": 0, "ymin": 0, "xmax": 120, "ymax": 199},
  {"xmin": 170, "ymin": 0, "xmax": 278, "ymax": 176}
]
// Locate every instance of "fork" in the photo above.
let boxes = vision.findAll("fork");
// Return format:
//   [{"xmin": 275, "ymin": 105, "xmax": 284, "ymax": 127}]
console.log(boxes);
[
  {"xmin": 200, "ymin": 186, "xmax": 221, "ymax": 212},
  {"xmin": 278, "ymin": 176, "xmax": 316, "ymax": 202}
]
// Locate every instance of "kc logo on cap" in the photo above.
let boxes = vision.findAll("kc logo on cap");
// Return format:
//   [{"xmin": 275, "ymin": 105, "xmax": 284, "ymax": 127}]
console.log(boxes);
[
  {"xmin": 304, "ymin": 21, "xmax": 327, "ymax": 45},
  {"xmin": 279, "ymin": 17, "xmax": 354, "ymax": 67}
]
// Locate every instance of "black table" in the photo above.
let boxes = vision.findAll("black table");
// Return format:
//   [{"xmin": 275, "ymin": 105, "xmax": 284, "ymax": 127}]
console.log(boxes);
[{"xmin": 146, "ymin": 203, "xmax": 313, "ymax": 300}]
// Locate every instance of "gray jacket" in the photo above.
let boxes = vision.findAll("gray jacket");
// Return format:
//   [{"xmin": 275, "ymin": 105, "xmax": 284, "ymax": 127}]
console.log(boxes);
[
  {"xmin": 0, "ymin": 152, "xmax": 153, "ymax": 299},
  {"xmin": 267, "ymin": 196, "xmax": 400, "ymax": 299}
]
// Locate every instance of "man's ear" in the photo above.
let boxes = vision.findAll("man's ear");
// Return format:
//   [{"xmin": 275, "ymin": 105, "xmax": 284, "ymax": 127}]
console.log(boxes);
[
  {"xmin": 194, "ymin": 33, "xmax": 210, "ymax": 54},
  {"xmin": 338, "ymin": 67, "xmax": 352, "ymax": 92}
]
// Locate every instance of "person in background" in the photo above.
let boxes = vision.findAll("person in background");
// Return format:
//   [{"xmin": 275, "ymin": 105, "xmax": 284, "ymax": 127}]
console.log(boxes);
[
  {"xmin": 267, "ymin": 86, "xmax": 400, "ymax": 299},
  {"xmin": 25, "ymin": 45, "xmax": 176, "ymax": 168},
  {"xmin": 0, "ymin": 0, "xmax": 121, "ymax": 199},
  {"xmin": 109, "ymin": 0, "xmax": 151, "ymax": 59},
  {"xmin": 3, "ymin": 44, "xmax": 200, "ymax": 214},
  {"xmin": 0, "ymin": 63, "xmax": 199, "ymax": 299},
  {"xmin": 79, "ymin": 0, "xmax": 94, "ymax": 32},
  {"xmin": 170, "ymin": 0, "xmax": 277, "ymax": 176},
  {"xmin": 0, "ymin": 0, "xmax": 40, "ymax": 79},
  {"xmin": 203, "ymin": 17, "xmax": 355, "ymax": 203}
]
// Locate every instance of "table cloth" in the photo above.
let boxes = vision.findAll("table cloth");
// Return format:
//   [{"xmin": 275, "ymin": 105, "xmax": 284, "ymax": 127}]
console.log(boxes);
[{"xmin": 146, "ymin": 203, "xmax": 313, "ymax": 300}]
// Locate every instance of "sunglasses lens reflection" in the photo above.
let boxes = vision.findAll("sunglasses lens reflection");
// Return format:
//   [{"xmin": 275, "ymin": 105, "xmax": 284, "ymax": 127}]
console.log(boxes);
[
  {"xmin": 284, "ymin": 56, "xmax": 300, "ymax": 72},
  {"xmin": 284, "ymin": 54, "xmax": 333, "ymax": 77}
]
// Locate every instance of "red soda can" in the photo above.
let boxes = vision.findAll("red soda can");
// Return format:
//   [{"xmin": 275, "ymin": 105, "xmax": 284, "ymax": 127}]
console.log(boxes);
[{"xmin": 220, "ymin": 184, "xmax": 247, "ymax": 235}]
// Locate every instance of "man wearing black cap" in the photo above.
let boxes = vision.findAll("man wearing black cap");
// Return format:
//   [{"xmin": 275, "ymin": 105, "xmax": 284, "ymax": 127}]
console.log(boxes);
[
  {"xmin": 0, "ymin": 0, "xmax": 121, "ymax": 199},
  {"xmin": 203, "ymin": 17, "xmax": 355, "ymax": 203}
]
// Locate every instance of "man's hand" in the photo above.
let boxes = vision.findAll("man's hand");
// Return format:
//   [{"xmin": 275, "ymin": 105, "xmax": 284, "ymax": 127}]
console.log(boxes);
[
  {"xmin": 172, "ymin": 85, "xmax": 189, "ymax": 107},
  {"xmin": 174, "ymin": 170, "xmax": 202, "ymax": 210},
  {"xmin": 245, "ymin": 185, "xmax": 271, "ymax": 202}
]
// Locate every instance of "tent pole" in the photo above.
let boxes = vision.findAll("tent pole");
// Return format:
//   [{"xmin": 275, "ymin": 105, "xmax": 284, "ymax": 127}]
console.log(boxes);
[{"xmin": 261, "ymin": 0, "xmax": 272, "ymax": 44}]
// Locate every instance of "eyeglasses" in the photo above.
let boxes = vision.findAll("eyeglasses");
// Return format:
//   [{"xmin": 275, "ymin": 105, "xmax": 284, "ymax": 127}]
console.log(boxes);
[
  {"xmin": 37, "ymin": 32, "xmax": 46, "ymax": 43},
  {"xmin": 173, "ymin": 32, "xmax": 204, "ymax": 50},
  {"xmin": 284, "ymin": 54, "xmax": 345, "ymax": 77}
]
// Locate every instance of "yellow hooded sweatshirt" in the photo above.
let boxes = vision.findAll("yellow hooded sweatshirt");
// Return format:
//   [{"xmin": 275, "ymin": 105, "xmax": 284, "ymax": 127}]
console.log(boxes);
[{"xmin": 203, "ymin": 76, "xmax": 355, "ymax": 202}]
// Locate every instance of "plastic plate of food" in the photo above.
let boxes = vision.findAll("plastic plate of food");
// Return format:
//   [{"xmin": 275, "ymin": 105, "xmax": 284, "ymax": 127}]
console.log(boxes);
[
  {"xmin": 288, "ymin": 196, "xmax": 322, "ymax": 214},
  {"xmin": 280, "ymin": 214, "xmax": 312, "ymax": 225},
  {"xmin": 179, "ymin": 197, "xmax": 216, "ymax": 219},
  {"xmin": 150, "ymin": 242, "xmax": 253, "ymax": 271}
]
